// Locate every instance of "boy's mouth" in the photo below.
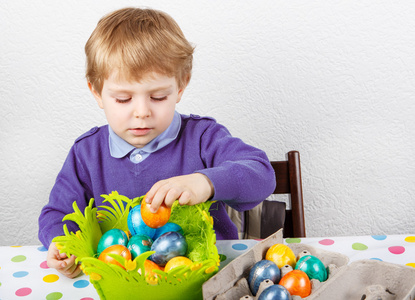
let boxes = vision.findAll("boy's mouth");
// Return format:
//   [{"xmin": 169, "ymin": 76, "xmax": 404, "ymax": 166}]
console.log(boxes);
[{"xmin": 129, "ymin": 128, "xmax": 151, "ymax": 136}]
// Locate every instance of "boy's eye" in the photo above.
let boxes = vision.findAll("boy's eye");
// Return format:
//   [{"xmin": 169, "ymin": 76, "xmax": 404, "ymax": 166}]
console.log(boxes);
[
  {"xmin": 115, "ymin": 98, "xmax": 131, "ymax": 103},
  {"xmin": 151, "ymin": 96, "xmax": 167, "ymax": 101}
]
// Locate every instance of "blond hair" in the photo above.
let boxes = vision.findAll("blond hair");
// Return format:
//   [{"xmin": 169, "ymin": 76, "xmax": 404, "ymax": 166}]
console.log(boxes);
[{"xmin": 85, "ymin": 7, "xmax": 194, "ymax": 93}]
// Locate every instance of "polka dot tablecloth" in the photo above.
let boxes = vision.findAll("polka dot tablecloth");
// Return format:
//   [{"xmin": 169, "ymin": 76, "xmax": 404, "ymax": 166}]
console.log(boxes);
[
  {"xmin": 0, "ymin": 246, "xmax": 98, "ymax": 299},
  {"xmin": 284, "ymin": 234, "xmax": 415, "ymax": 268},
  {"xmin": 215, "ymin": 234, "xmax": 415, "ymax": 270},
  {"xmin": 1, "ymin": 235, "xmax": 414, "ymax": 299}
]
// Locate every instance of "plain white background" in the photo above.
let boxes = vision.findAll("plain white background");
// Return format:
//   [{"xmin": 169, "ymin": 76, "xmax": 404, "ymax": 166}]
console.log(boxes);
[{"xmin": 1, "ymin": 1, "xmax": 414, "ymax": 246}]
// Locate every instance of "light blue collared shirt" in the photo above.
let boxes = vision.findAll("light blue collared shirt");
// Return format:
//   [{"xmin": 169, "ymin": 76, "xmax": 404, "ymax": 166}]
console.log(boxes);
[{"xmin": 108, "ymin": 111, "xmax": 181, "ymax": 163}]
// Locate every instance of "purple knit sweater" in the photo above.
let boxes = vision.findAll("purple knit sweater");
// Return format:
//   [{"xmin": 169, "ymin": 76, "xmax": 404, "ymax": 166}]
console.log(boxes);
[{"xmin": 38, "ymin": 114, "xmax": 276, "ymax": 247}]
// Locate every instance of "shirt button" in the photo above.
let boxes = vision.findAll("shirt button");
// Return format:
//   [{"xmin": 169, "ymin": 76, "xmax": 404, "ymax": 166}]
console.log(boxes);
[{"xmin": 134, "ymin": 154, "xmax": 142, "ymax": 161}]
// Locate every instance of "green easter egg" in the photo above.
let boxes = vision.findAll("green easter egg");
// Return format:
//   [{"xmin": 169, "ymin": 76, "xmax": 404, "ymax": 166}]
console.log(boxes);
[
  {"xmin": 295, "ymin": 255, "xmax": 328, "ymax": 282},
  {"xmin": 127, "ymin": 234, "xmax": 153, "ymax": 259},
  {"xmin": 97, "ymin": 228, "xmax": 129, "ymax": 255}
]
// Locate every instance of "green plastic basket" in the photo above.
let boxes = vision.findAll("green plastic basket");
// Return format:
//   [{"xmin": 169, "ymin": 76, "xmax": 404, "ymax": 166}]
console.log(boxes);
[{"xmin": 53, "ymin": 191, "xmax": 219, "ymax": 300}]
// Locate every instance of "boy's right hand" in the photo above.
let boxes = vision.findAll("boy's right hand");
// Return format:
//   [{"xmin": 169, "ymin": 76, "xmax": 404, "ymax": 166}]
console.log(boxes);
[{"xmin": 47, "ymin": 242, "xmax": 82, "ymax": 278}]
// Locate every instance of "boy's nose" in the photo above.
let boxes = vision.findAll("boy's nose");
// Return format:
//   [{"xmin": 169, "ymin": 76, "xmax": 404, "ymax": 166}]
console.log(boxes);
[{"xmin": 133, "ymin": 100, "xmax": 151, "ymax": 118}]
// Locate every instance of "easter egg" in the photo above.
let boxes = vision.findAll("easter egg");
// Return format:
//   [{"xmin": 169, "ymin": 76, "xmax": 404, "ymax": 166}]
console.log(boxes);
[
  {"xmin": 295, "ymin": 255, "xmax": 328, "ymax": 282},
  {"xmin": 138, "ymin": 259, "xmax": 163, "ymax": 277},
  {"xmin": 98, "ymin": 244, "xmax": 132, "ymax": 269},
  {"xmin": 248, "ymin": 260, "xmax": 281, "ymax": 296},
  {"xmin": 153, "ymin": 222, "xmax": 184, "ymax": 240},
  {"xmin": 164, "ymin": 256, "xmax": 193, "ymax": 272},
  {"xmin": 265, "ymin": 244, "xmax": 296, "ymax": 268},
  {"xmin": 150, "ymin": 231, "xmax": 188, "ymax": 266},
  {"xmin": 258, "ymin": 284, "xmax": 292, "ymax": 300},
  {"xmin": 141, "ymin": 199, "xmax": 171, "ymax": 228},
  {"xmin": 97, "ymin": 228, "xmax": 129, "ymax": 255},
  {"xmin": 128, "ymin": 205, "xmax": 156, "ymax": 238},
  {"xmin": 279, "ymin": 270, "xmax": 311, "ymax": 298},
  {"xmin": 127, "ymin": 234, "xmax": 153, "ymax": 259}
]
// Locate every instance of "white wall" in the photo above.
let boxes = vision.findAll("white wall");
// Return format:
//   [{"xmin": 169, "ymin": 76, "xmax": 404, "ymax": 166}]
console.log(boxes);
[{"xmin": 1, "ymin": 0, "xmax": 414, "ymax": 246}]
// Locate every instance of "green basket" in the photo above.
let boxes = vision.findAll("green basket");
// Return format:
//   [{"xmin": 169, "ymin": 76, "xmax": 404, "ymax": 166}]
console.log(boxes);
[{"xmin": 53, "ymin": 191, "xmax": 219, "ymax": 300}]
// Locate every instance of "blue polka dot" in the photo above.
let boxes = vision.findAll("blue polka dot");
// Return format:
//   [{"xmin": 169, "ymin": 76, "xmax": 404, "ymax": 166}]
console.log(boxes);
[
  {"xmin": 73, "ymin": 279, "xmax": 89, "ymax": 288},
  {"xmin": 37, "ymin": 246, "xmax": 48, "ymax": 252},
  {"xmin": 370, "ymin": 257, "xmax": 383, "ymax": 261},
  {"xmin": 13, "ymin": 271, "xmax": 29, "ymax": 278},
  {"xmin": 232, "ymin": 243, "xmax": 248, "ymax": 251},
  {"xmin": 371, "ymin": 235, "xmax": 387, "ymax": 241}
]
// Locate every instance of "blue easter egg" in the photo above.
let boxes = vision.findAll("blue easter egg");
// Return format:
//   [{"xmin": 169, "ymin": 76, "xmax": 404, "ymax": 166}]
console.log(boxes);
[
  {"xmin": 127, "ymin": 205, "xmax": 156, "ymax": 239},
  {"xmin": 295, "ymin": 255, "xmax": 328, "ymax": 282},
  {"xmin": 97, "ymin": 228, "xmax": 128, "ymax": 255},
  {"xmin": 150, "ymin": 231, "xmax": 188, "ymax": 267},
  {"xmin": 153, "ymin": 222, "xmax": 184, "ymax": 240},
  {"xmin": 248, "ymin": 260, "xmax": 281, "ymax": 296},
  {"xmin": 258, "ymin": 284, "xmax": 292, "ymax": 300},
  {"xmin": 127, "ymin": 234, "xmax": 153, "ymax": 259}
]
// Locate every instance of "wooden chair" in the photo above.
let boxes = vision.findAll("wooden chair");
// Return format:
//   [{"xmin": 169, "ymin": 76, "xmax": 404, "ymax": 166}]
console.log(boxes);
[{"xmin": 227, "ymin": 150, "xmax": 306, "ymax": 239}]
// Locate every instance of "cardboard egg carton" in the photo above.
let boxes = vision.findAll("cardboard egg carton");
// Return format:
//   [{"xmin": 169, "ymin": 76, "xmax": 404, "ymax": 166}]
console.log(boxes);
[
  {"xmin": 202, "ymin": 229, "xmax": 349, "ymax": 300},
  {"xmin": 202, "ymin": 229, "xmax": 415, "ymax": 299},
  {"xmin": 307, "ymin": 259, "xmax": 415, "ymax": 300}
]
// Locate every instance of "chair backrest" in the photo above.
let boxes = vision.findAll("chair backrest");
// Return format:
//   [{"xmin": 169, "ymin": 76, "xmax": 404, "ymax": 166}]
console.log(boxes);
[
  {"xmin": 228, "ymin": 150, "xmax": 306, "ymax": 239},
  {"xmin": 270, "ymin": 150, "xmax": 305, "ymax": 238}
]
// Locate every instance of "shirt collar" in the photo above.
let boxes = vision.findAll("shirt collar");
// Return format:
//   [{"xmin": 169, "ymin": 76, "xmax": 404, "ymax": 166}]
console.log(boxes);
[{"xmin": 108, "ymin": 111, "xmax": 181, "ymax": 158}]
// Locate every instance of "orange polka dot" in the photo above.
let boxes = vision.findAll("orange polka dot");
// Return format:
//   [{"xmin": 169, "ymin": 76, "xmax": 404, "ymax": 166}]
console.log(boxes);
[
  {"xmin": 406, "ymin": 263, "xmax": 415, "ymax": 268},
  {"xmin": 43, "ymin": 274, "xmax": 59, "ymax": 283}
]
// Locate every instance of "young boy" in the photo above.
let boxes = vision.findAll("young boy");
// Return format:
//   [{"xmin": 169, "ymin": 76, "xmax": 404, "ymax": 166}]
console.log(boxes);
[{"xmin": 38, "ymin": 7, "xmax": 276, "ymax": 278}]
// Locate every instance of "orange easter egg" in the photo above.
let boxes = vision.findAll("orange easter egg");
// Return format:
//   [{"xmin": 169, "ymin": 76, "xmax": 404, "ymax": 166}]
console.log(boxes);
[
  {"xmin": 164, "ymin": 256, "xmax": 193, "ymax": 272},
  {"xmin": 265, "ymin": 244, "xmax": 296, "ymax": 268},
  {"xmin": 98, "ymin": 244, "xmax": 132, "ymax": 269},
  {"xmin": 144, "ymin": 259, "xmax": 163, "ymax": 276},
  {"xmin": 279, "ymin": 270, "xmax": 311, "ymax": 297},
  {"xmin": 141, "ymin": 196, "xmax": 171, "ymax": 228}
]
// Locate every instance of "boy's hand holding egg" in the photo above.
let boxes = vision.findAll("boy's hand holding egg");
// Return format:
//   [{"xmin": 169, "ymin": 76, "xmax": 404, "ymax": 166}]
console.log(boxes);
[{"xmin": 141, "ymin": 195, "xmax": 171, "ymax": 229}]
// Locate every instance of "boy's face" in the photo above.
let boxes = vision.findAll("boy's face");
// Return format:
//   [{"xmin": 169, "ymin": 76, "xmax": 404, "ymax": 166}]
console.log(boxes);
[{"xmin": 90, "ymin": 72, "xmax": 185, "ymax": 148}]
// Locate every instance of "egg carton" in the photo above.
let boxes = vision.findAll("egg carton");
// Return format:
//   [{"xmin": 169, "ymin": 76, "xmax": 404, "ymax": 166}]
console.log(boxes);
[
  {"xmin": 202, "ymin": 229, "xmax": 350, "ymax": 300},
  {"xmin": 306, "ymin": 259, "xmax": 415, "ymax": 300},
  {"xmin": 203, "ymin": 229, "xmax": 415, "ymax": 300}
]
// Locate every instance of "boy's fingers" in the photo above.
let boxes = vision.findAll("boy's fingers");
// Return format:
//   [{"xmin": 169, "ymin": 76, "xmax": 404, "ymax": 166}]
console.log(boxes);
[
  {"xmin": 146, "ymin": 180, "xmax": 166, "ymax": 204},
  {"xmin": 178, "ymin": 191, "xmax": 192, "ymax": 206}
]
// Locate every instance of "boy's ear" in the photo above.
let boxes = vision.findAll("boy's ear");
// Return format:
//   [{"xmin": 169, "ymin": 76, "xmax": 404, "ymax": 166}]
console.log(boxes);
[
  {"xmin": 176, "ymin": 78, "xmax": 190, "ymax": 103},
  {"xmin": 88, "ymin": 82, "xmax": 104, "ymax": 109},
  {"xmin": 176, "ymin": 87, "xmax": 186, "ymax": 103}
]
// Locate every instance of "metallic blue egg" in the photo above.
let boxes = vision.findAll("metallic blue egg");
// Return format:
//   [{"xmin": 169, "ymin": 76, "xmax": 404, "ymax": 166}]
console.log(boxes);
[
  {"xmin": 127, "ymin": 234, "xmax": 153, "ymax": 259},
  {"xmin": 97, "ymin": 228, "xmax": 128, "ymax": 256},
  {"xmin": 248, "ymin": 260, "xmax": 281, "ymax": 296},
  {"xmin": 153, "ymin": 222, "xmax": 184, "ymax": 240},
  {"xmin": 258, "ymin": 285, "xmax": 292, "ymax": 300},
  {"xmin": 150, "ymin": 231, "xmax": 188, "ymax": 266},
  {"xmin": 127, "ymin": 205, "xmax": 156, "ymax": 239}
]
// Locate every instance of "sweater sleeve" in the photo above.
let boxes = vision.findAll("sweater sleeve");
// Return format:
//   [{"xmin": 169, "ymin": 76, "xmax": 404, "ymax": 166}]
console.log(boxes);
[
  {"xmin": 195, "ymin": 119, "xmax": 276, "ymax": 211},
  {"xmin": 38, "ymin": 144, "xmax": 93, "ymax": 248}
]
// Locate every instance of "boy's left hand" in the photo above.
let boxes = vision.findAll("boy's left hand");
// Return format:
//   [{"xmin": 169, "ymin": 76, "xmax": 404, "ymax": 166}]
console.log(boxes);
[{"xmin": 145, "ymin": 173, "xmax": 214, "ymax": 213}]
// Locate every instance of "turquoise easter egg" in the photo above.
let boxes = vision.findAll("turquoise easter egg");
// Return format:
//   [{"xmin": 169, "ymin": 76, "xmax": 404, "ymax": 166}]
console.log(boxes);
[
  {"xmin": 153, "ymin": 222, "xmax": 184, "ymax": 240},
  {"xmin": 97, "ymin": 228, "xmax": 129, "ymax": 255},
  {"xmin": 127, "ymin": 234, "xmax": 153, "ymax": 259},
  {"xmin": 295, "ymin": 255, "xmax": 328, "ymax": 282}
]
